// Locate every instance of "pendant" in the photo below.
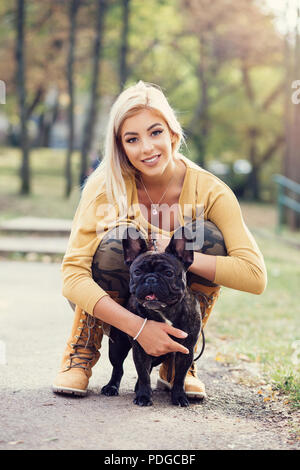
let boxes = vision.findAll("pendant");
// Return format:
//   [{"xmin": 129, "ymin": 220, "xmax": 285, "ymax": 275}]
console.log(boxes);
[{"xmin": 152, "ymin": 205, "xmax": 158, "ymax": 215}]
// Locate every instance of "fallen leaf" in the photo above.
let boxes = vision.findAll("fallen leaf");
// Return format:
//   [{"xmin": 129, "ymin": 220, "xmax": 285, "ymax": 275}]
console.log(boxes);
[
  {"xmin": 215, "ymin": 353, "xmax": 226, "ymax": 362},
  {"xmin": 238, "ymin": 354, "xmax": 251, "ymax": 362}
]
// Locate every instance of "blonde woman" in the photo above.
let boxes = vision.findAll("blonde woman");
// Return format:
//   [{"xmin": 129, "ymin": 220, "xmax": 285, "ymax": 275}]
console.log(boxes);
[{"xmin": 52, "ymin": 81, "xmax": 267, "ymax": 401}]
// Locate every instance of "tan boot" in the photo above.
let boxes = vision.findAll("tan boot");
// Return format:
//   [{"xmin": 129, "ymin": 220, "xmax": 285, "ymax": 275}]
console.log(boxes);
[
  {"xmin": 52, "ymin": 306, "xmax": 103, "ymax": 396},
  {"xmin": 157, "ymin": 357, "xmax": 206, "ymax": 399},
  {"xmin": 157, "ymin": 284, "xmax": 220, "ymax": 400},
  {"xmin": 190, "ymin": 283, "xmax": 221, "ymax": 329}
]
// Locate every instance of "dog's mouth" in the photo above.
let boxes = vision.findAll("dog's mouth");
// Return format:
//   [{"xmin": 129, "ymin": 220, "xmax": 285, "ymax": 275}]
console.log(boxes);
[
  {"xmin": 140, "ymin": 293, "xmax": 167, "ymax": 309},
  {"xmin": 145, "ymin": 293, "xmax": 158, "ymax": 301}
]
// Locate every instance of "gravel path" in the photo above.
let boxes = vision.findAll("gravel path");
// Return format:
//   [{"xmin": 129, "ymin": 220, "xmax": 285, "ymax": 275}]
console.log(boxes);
[{"xmin": 0, "ymin": 261, "xmax": 298, "ymax": 450}]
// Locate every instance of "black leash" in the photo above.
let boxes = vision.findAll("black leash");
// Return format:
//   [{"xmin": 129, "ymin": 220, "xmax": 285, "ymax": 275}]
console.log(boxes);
[
  {"xmin": 193, "ymin": 328, "xmax": 205, "ymax": 361},
  {"xmin": 192, "ymin": 290, "xmax": 211, "ymax": 362}
]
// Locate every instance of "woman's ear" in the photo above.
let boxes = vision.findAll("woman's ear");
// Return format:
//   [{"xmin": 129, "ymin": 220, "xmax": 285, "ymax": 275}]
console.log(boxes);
[{"xmin": 170, "ymin": 132, "xmax": 178, "ymax": 151}]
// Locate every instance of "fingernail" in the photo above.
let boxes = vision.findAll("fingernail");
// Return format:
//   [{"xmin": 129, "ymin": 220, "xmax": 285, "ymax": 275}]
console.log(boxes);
[{"xmin": 181, "ymin": 332, "xmax": 188, "ymax": 338}]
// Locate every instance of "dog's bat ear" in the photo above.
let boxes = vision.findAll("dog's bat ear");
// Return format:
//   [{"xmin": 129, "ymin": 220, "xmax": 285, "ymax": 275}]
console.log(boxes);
[
  {"xmin": 122, "ymin": 226, "xmax": 148, "ymax": 266},
  {"xmin": 165, "ymin": 226, "xmax": 194, "ymax": 270}
]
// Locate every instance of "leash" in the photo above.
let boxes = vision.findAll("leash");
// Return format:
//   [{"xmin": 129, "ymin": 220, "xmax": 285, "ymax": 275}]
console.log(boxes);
[
  {"xmin": 192, "ymin": 290, "xmax": 211, "ymax": 362},
  {"xmin": 194, "ymin": 329, "xmax": 205, "ymax": 362}
]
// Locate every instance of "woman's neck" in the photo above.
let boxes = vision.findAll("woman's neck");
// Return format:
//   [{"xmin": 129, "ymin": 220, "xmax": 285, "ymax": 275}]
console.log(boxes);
[{"xmin": 136, "ymin": 157, "xmax": 183, "ymax": 191}]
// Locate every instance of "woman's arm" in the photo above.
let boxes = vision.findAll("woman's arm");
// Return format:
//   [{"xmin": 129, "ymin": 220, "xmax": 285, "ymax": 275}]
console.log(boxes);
[
  {"xmin": 188, "ymin": 252, "xmax": 216, "ymax": 281},
  {"xmin": 206, "ymin": 183, "xmax": 267, "ymax": 294},
  {"xmin": 154, "ymin": 236, "xmax": 216, "ymax": 281},
  {"xmin": 93, "ymin": 295, "xmax": 189, "ymax": 357}
]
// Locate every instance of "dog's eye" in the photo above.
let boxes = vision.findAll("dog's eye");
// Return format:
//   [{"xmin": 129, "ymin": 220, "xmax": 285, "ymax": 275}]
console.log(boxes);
[
  {"xmin": 165, "ymin": 270, "xmax": 173, "ymax": 277},
  {"xmin": 134, "ymin": 269, "xmax": 142, "ymax": 276}
]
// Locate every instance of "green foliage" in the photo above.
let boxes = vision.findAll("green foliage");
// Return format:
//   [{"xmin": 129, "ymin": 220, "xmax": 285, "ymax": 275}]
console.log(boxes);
[
  {"xmin": 0, "ymin": 0, "xmax": 291, "ymax": 200},
  {"xmin": 208, "ymin": 229, "xmax": 300, "ymax": 407}
]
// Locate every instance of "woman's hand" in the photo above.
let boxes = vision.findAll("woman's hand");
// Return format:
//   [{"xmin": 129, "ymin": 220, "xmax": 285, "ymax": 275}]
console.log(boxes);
[
  {"xmin": 136, "ymin": 319, "xmax": 189, "ymax": 357},
  {"xmin": 93, "ymin": 296, "xmax": 189, "ymax": 357}
]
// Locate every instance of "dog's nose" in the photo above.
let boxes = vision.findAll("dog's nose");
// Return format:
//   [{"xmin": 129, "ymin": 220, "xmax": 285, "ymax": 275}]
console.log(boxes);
[{"xmin": 146, "ymin": 275, "xmax": 157, "ymax": 285}]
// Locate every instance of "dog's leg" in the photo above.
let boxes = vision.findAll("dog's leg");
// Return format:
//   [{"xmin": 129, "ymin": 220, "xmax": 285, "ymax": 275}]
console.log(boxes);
[
  {"xmin": 101, "ymin": 327, "xmax": 131, "ymax": 396},
  {"xmin": 171, "ymin": 351, "xmax": 194, "ymax": 407},
  {"xmin": 132, "ymin": 343, "xmax": 153, "ymax": 406}
]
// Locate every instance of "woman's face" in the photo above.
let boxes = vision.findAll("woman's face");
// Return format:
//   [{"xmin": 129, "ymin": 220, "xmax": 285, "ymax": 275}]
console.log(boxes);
[{"xmin": 120, "ymin": 108, "xmax": 175, "ymax": 178}]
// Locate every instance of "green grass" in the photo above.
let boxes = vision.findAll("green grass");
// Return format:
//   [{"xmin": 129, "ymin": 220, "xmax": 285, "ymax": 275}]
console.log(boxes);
[
  {"xmin": 0, "ymin": 147, "xmax": 81, "ymax": 220},
  {"xmin": 0, "ymin": 146, "xmax": 299, "ymax": 407},
  {"xmin": 208, "ymin": 233, "xmax": 300, "ymax": 407}
]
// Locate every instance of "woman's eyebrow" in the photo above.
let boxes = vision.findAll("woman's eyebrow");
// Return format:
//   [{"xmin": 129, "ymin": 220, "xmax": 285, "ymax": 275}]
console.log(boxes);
[
  {"xmin": 147, "ymin": 122, "xmax": 163, "ymax": 131},
  {"xmin": 123, "ymin": 122, "xmax": 163, "ymax": 137}
]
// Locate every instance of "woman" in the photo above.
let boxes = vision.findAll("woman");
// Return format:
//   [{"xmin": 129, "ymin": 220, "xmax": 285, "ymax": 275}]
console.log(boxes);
[{"xmin": 52, "ymin": 81, "xmax": 267, "ymax": 399}]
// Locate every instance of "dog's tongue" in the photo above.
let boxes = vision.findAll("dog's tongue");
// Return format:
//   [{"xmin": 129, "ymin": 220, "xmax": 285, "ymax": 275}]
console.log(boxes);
[{"xmin": 145, "ymin": 293, "xmax": 157, "ymax": 301}]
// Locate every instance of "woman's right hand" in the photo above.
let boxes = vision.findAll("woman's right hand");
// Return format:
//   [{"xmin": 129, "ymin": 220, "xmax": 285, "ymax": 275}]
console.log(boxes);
[
  {"xmin": 136, "ymin": 319, "xmax": 189, "ymax": 357},
  {"xmin": 93, "ymin": 296, "xmax": 189, "ymax": 356}
]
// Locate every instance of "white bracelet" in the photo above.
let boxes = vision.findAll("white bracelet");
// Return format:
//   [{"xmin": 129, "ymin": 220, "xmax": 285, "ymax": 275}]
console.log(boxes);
[{"xmin": 133, "ymin": 318, "xmax": 147, "ymax": 341}]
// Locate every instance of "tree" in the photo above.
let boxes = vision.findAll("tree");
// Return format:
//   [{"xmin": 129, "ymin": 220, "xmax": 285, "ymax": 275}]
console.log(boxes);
[
  {"xmin": 65, "ymin": 0, "xmax": 81, "ymax": 197},
  {"xmin": 283, "ymin": 0, "xmax": 300, "ymax": 228},
  {"xmin": 16, "ymin": 0, "xmax": 30, "ymax": 194},
  {"xmin": 79, "ymin": 0, "xmax": 108, "ymax": 187},
  {"xmin": 119, "ymin": 0, "xmax": 131, "ymax": 92},
  {"xmin": 240, "ymin": 66, "xmax": 284, "ymax": 200},
  {"xmin": 178, "ymin": 0, "xmax": 283, "ymax": 199}
]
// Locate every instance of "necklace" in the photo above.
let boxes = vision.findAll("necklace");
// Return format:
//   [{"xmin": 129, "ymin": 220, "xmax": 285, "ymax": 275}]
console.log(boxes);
[{"xmin": 139, "ymin": 172, "xmax": 175, "ymax": 216}]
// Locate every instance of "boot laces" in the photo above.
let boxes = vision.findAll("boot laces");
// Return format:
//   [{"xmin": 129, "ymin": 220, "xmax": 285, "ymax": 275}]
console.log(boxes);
[
  {"xmin": 69, "ymin": 314, "xmax": 100, "ymax": 370},
  {"xmin": 188, "ymin": 362, "xmax": 197, "ymax": 377}
]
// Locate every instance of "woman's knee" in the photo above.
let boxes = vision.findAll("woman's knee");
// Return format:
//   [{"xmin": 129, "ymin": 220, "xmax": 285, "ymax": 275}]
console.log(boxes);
[
  {"xmin": 91, "ymin": 223, "xmax": 147, "ymax": 298},
  {"xmin": 185, "ymin": 219, "xmax": 226, "ymax": 257}
]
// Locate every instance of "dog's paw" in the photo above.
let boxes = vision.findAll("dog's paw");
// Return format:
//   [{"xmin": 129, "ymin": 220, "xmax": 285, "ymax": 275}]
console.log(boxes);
[
  {"xmin": 171, "ymin": 390, "xmax": 190, "ymax": 407},
  {"xmin": 101, "ymin": 384, "xmax": 119, "ymax": 396},
  {"xmin": 133, "ymin": 394, "xmax": 153, "ymax": 406}
]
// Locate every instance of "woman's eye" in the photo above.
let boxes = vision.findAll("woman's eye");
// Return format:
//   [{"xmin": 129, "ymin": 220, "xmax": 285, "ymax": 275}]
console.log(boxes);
[
  {"xmin": 126, "ymin": 137, "xmax": 137, "ymax": 143},
  {"xmin": 152, "ymin": 129, "xmax": 163, "ymax": 137}
]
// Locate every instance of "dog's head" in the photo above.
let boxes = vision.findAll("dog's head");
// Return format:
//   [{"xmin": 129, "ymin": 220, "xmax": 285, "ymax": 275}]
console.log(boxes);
[{"xmin": 122, "ymin": 226, "xmax": 194, "ymax": 309}]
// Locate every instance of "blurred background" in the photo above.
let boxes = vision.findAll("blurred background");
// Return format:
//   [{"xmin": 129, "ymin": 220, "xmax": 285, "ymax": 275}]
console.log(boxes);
[
  {"xmin": 0, "ymin": 0, "xmax": 299, "ymax": 223},
  {"xmin": 0, "ymin": 0, "xmax": 299, "ymax": 407}
]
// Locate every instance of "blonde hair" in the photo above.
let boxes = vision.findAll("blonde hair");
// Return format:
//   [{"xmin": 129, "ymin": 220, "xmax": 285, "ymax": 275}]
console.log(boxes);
[{"xmin": 89, "ymin": 80, "xmax": 184, "ymax": 216}]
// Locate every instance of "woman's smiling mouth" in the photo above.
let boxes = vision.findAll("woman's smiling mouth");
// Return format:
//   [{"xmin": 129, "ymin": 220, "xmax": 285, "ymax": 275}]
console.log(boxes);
[{"xmin": 142, "ymin": 154, "xmax": 161, "ymax": 165}]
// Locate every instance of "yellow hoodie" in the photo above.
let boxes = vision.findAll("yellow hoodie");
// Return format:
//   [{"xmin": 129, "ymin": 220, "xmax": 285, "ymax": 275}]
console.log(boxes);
[{"xmin": 62, "ymin": 155, "xmax": 267, "ymax": 315}]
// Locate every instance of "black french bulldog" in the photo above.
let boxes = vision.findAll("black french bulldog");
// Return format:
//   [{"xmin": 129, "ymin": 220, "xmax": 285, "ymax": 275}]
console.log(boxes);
[{"xmin": 101, "ymin": 226, "xmax": 202, "ymax": 407}]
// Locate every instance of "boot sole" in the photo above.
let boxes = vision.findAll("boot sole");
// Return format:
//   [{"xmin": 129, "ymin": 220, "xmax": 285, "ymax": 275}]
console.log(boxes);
[
  {"xmin": 52, "ymin": 385, "xmax": 87, "ymax": 397},
  {"xmin": 157, "ymin": 377, "xmax": 207, "ymax": 400}
]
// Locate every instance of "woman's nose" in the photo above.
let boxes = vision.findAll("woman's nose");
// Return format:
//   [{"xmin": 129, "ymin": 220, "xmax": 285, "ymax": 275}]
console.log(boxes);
[{"xmin": 141, "ymin": 138, "xmax": 154, "ymax": 155}]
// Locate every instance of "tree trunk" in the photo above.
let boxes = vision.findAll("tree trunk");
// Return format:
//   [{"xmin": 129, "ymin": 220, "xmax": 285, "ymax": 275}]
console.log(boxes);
[
  {"xmin": 189, "ymin": 37, "xmax": 209, "ymax": 168},
  {"xmin": 285, "ymin": 2, "xmax": 300, "ymax": 229},
  {"xmin": 119, "ymin": 0, "xmax": 130, "ymax": 92},
  {"xmin": 246, "ymin": 128, "xmax": 260, "ymax": 200},
  {"xmin": 80, "ymin": 0, "xmax": 107, "ymax": 187},
  {"xmin": 16, "ymin": 0, "xmax": 30, "ymax": 195},
  {"xmin": 65, "ymin": 0, "xmax": 80, "ymax": 198}
]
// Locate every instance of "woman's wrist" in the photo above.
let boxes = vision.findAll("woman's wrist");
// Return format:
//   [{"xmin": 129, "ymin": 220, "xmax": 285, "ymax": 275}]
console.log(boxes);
[{"xmin": 93, "ymin": 295, "xmax": 144, "ymax": 338}]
